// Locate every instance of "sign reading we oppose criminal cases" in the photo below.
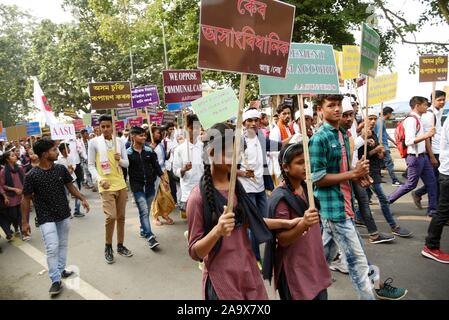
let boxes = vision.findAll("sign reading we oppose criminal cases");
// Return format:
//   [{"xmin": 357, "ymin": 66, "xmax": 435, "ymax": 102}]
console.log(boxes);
[{"xmin": 198, "ymin": 0, "xmax": 295, "ymax": 78}]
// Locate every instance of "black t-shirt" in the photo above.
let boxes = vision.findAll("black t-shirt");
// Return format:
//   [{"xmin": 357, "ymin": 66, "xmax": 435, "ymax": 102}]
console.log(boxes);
[
  {"xmin": 23, "ymin": 164, "xmax": 74, "ymax": 225},
  {"xmin": 358, "ymin": 133, "xmax": 384, "ymax": 184}
]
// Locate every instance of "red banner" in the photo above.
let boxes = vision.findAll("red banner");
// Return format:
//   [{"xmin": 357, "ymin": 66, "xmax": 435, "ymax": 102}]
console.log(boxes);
[
  {"xmin": 73, "ymin": 119, "xmax": 85, "ymax": 132},
  {"xmin": 150, "ymin": 111, "xmax": 163, "ymax": 125},
  {"xmin": 128, "ymin": 117, "xmax": 143, "ymax": 127},
  {"xmin": 115, "ymin": 120, "xmax": 125, "ymax": 132},
  {"xmin": 162, "ymin": 70, "xmax": 203, "ymax": 104}
]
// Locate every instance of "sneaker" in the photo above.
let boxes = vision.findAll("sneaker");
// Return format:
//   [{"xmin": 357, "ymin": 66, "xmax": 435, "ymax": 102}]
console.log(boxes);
[
  {"xmin": 428, "ymin": 210, "xmax": 437, "ymax": 218},
  {"xmin": 392, "ymin": 226, "xmax": 413, "ymax": 238},
  {"xmin": 148, "ymin": 236, "xmax": 160, "ymax": 250},
  {"xmin": 421, "ymin": 246, "xmax": 449, "ymax": 264},
  {"xmin": 392, "ymin": 181, "xmax": 402, "ymax": 187},
  {"xmin": 411, "ymin": 191, "xmax": 423, "ymax": 210},
  {"xmin": 105, "ymin": 246, "xmax": 115, "ymax": 264},
  {"xmin": 375, "ymin": 278, "xmax": 408, "ymax": 300},
  {"xmin": 22, "ymin": 234, "xmax": 31, "ymax": 242},
  {"xmin": 369, "ymin": 233, "xmax": 395, "ymax": 244},
  {"xmin": 73, "ymin": 212, "xmax": 85, "ymax": 218},
  {"xmin": 6, "ymin": 234, "xmax": 13, "ymax": 242},
  {"xmin": 14, "ymin": 231, "xmax": 21, "ymax": 237},
  {"xmin": 329, "ymin": 259, "xmax": 349, "ymax": 274},
  {"xmin": 117, "ymin": 245, "xmax": 133, "ymax": 257},
  {"xmin": 184, "ymin": 230, "xmax": 189, "ymax": 241},
  {"xmin": 61, "ymin": 270, "xmax": 75, "ymax": 279},
  {"xmin": 49, "ymin": 281, "xmax": 63, "ymax": 296},
  {"xmin": 139, "ymin": 230, "xmax": 146, "ymax": 238}
]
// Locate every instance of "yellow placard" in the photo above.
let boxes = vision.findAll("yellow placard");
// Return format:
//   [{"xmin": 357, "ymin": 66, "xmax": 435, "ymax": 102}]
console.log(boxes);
[
  {"xmin": 342, "ymin": 45, "xmax": 361, "ymax": 80},
  {"xmin": 368, "ymin": 73, "xmax": 398, "ymax": 106},
  {"xmin": 444, "ymin": 86, "xmax": 449, "ymax": 97},
  {"xmin": 334, "ymin": 50, "xmax": 344, "ymax": 85}
]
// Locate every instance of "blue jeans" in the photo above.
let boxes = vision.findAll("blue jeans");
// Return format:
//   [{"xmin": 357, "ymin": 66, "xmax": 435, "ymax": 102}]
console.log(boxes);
[
  {"xmin": 247, "ymin": 191, "xmax": 268, "ymax": 262},
  {"xmin": 40, "ymin": 218, "xmax": 71, "ymax": 284},
  {"xmin": 371, "ymin": 183, "xmax": 397, "ymax": 228},
  {"xmin": 322, "ymin": 218, "xmax": 374, "ymax": 300},
  {"xmin": 389, "ymin": 154, "xmax": 437, "ymax": 213},
  {"xmin": 384, "ymin": 150, "xmax": 399, "ymax": 183},
  {"xmin": 65, "ymin": 183, "xmax": 80, "ymax": 214},
  {"xmin": 133, "ymin": 186, "xmax": 156, "ymax": 239}
]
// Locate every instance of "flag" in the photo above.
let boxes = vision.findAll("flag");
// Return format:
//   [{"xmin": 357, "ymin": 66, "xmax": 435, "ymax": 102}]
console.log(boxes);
[{"xmin": 33, "ymin": 77, "xmax": 57, "ymax": 126}]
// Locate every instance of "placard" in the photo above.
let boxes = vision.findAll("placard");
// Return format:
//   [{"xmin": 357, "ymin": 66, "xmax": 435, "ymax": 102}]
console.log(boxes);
[
  {"xmin": 419, "ymin": 55, "xmax": 448, "ymax": 82},
  {"xmin": 50, "ymin": 124, "xmax": 76, "ymax": 140},
  {"xmin": 342, "ymin": 45, "xmax": 361, "ymax": 80},
  {"xmin": 162, "ymin": 111, "xmax": 177, "ymax": 126},
  {"xmin": 116, "ymin": 108, "xmax": 138, "ymax": 120},
  {"xmin": 360, "ymin": 23, "xmax": 380, "ymax": 78},
  {"xmin": 115, "ymin": 120, "xmax": 125, "ymax": 132},
  {"xmin": 83, "ymin": 114, "xmax": 92, "ymax": 126},
  {"xmin": 198, "ymin": 0, "xmax": 295, "ymax": 78},
  {"xmin": 27, "ymin": 122, "xmax": 41, "ymax": 136},
  {"xmin": 64, "ymin": 107, "xmax": 78, "ymax": 118},
  {"xmin": 6, "ymin": 126, "xmax": 27, "ymax": 141},
  {"xmin": 128, "ymin": 117, "xmax": 143, "ymax": 127},
  {"xmin": 91, "ymin": 114, "xmax": 100, "ymax": 127},
  {"xmin": 150, "ymin": 112, "xmax": 164, "ymax": 125},
  {"xmin": 73, "ymin": 119, "xmax": 85, "ymax": 132},
  {"xmin": 367, "ymin": 73, "xmax": 398, "ymax": 106},
  {"xmin": 259, "ymin": 43, "xmax": 339, "ymax": 95},
  {"xmin": 191, "ymin": 87, "xmax": 239, "ymax": 130},
  {"xmin": 132, "ymin": 85, "xmax": 160, "ymax": 109},
  {"xmin": 89, "ymin": 82, "xmax": 132, "ymax": 110},
  {"xmin": 163, "ymin": 70, "xmax": 203, "ymax": 104}
]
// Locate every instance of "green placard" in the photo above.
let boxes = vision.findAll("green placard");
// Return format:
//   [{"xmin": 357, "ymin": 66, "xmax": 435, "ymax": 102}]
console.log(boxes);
[
  {"xmin": 359, "ymin": 23, "xmax": 380, "ymax": 78},
  {"xmin": 259, "ymin": 43, "xmax": 339, "ymax": 95},
  {"xmin": 82, "ymin": 114, "xmax": 92, "ymax": 126},
  {"xmin": 190, "ymin": 87, "xmax": 239, "ymax": 130}
]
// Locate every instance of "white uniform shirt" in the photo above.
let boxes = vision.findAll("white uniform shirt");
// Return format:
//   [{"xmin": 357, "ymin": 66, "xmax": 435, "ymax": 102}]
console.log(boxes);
[
  {"xmin": 164, "ymin": 136, "xmax": 178, "ymax": 171},
  {"xmin": 238, "ymin": 135, "xmax": 265, "ymax": 193},
  {"xmin": 350, "ymin": 121, "xmax": 365, "ymax": 168},
  {"xmin": 173, "ymin": 140, "xmax": 204, "ymax": 202},
  {"xmin": 56, "ymin": 155, "xmax": 77, "ymax": 181},
  {"xmin": 68, "ymin": 139, "xmax": 87, "ymax": 166},
  {"xmin": 439, "ymin": 118, "xmax": 449, "ymax": 175},
  {"xmin": 421, "ymin": 106, "xmax": 443, "ymax": 154},
  {"xmin": 269, "ymin": 124, "xmax": 292, "ymax": 177},
  {"xmin": 404, "ymin": 112, "xmax": 426, "ymax": 155}
]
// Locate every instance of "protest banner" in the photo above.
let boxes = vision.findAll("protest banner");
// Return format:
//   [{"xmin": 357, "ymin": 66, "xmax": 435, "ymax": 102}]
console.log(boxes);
[
  {"xmin": 73, "ymin": 119, "xmax": 85, "ymax": 132},
  {"xmin": 162, "ymin": 70, "xmax": 203, "ymax": 104},
  {"xmin": 91, "ymin": 114, "xmax": 100, "ymax": 127},
  {"xmin": 419, "ymin": 55, "xmax": 448, "ymax": 83},
  {"xmin": 27, "ymin": 122, "xmax": 41, "ymax": 136},
  {"xmin": 64, "ymin": 107, "xmax": 78, "ymax": 118},
  {"xmin": 128, "ymin": 117, "xmax": 143, "ymax": 127},
  {"xmin": 150, "ymin": 112, "xmax": 164, "ymax": 125},
  {"xmin": 6, "ymin": 126, "xmax": 27, "ymax": 141},
  {"xmin": 444, "ymin": 86, "xmax": 449, "ymax": 97},
  {"xmin": 198, "ymin": 0, "xmax": 295, "ymax": 78},
  {"xmin": 367, "ymin": 73, "xmax": 398, "ymax": 106},
  {"xmin": 342, "ymin": 45, "xmax": 361, "ymax": 80},
  {"xmin": 132, "ymin": 85, "xmax": 160, "ymax": 109},
  {"xmin": 168, "ymin": 102, "xmax": 191, "ymax": 112},
  {"xmin": 162, "ymin": 111, "xmax": 177, "ymax": 126},
  {"xmin": 89, "ymin": 82, "xmax": 132, "ymax": 110},
  {"xmin": 259, "ymin": 43, "xmax": 339, "ymax": 95},
  {"xmin": 359, "ymin": 23, "xmax": 380, "ymax": 78},
  {"xmin": 83, "ymin": 114, "xmax": 92, "ymax": 127},
  {"xmin": 41, "ymin": 126, "xmax": 50, "ymax": 136},
  {"xmin": 116, "ymin": 108, "xmax": 138, "ymax": 120},
  {"xmin": 334, "ymin": 49, "xmax": 344, "ymax": 85},
  {"xmin": 190, "ymin": 87, "xmax": 239, "ymax": 130},
  {"xmin": 115, "ymin": 120, "xmax": 125, "ymax": 132},
  {"xmin": 50, "ymin": 124, "xmax": 76, "ymax": 141},
  {"xmin": 146, "ymin": 104, "xmax": 157, "ymax": 116}
]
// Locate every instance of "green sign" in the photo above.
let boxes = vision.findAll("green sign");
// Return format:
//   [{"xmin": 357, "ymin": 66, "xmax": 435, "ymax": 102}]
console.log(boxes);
[
  {"xmin": 190, "ymin": 87, "xmax": 239, "ymax": 130},
  {"xmin": 360, "ymin": 23, "xmax": 380, "ymax": 78},
  {"xmin": 259, "ymin": 43, "xmax": 339, "ymax": 95},
  {"xmin": 82, "ymin": 114, "xmax": 92, "ymax": 127}
]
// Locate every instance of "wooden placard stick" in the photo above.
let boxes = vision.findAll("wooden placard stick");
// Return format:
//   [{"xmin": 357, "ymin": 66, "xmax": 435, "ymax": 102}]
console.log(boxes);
[
  {"xmin": 297, "ymin": 94, "xmax": 315, "ymax": 209},
  {"xmin": 227, "ymin": 73, "xmax": 247, "ymax": 212},
  {"xmin": 145, "ymin": 107, "xmax": 155, "ymax": 144},
  {"xmin": 431, "ymin": 81, "xmax": 436, "ymax": 109},
  {"xmin": 363, "ymin": 77, "xmax": 370, "ymax": 160},
  {"xmin": 111, "ymin": 109, "xmax": 118, "ymax": 152},
  {"xmin": 378, "ymin": 102, "xmax": 384, "ymax": 146},
  {"xmin": 183, "ymin": 109, "xmax": 191, "ymax": 163}
]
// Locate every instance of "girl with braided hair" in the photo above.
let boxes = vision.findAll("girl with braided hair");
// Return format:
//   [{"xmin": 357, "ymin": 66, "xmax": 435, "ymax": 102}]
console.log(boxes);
[
  {"xmin": 187, "ymin": 123, "xmax": 298, "ymax": 300},
  {"xmin": 263, "ymin": 143, "xmax": 332, "ymax": 300}
]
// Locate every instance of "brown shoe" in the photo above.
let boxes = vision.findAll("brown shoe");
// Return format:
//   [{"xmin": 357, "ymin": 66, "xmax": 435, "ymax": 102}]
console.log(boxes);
[{"xmin": 411, "ymin": 191, "xmax": 422, "ymax": 210}]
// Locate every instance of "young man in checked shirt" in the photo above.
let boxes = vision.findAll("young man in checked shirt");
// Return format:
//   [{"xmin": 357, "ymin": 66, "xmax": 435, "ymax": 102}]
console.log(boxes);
[{"xmin": 310, "ymin": 94, "xmax": 407, "ymax": 300}]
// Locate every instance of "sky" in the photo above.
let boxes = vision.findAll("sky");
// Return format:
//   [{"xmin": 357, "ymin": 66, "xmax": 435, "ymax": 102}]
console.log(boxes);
[{"xmin": 1, "ymin": 0, "xmax": 448, "ymax": 106}]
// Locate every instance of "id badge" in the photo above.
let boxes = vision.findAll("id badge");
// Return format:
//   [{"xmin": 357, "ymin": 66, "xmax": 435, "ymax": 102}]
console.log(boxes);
[{"xmin": 101, "ymin": 161, "xmax": 111, "ymax": 175}]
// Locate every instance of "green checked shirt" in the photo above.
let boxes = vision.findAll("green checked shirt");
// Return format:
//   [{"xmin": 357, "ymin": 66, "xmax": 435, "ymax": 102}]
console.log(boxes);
[{"xmin": 309, "ymin": 122, "xmax": 354, "ymax": 222}]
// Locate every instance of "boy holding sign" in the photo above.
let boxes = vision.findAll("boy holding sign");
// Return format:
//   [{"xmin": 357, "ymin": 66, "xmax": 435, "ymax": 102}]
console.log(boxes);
[{"xmin": 88, "ymin": 115, "xmax": 132, "ymax": 264}]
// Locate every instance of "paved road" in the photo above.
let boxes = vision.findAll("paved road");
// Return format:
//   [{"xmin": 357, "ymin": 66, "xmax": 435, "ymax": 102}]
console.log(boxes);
[{"xmin": 0, "ymin": 182, "xmax": 448, "ymax": 300}]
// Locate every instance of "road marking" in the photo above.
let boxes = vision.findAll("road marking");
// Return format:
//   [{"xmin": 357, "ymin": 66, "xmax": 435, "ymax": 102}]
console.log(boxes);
[{"xmin": 12, "ymin": 241, "xmax": 111, "ymax": 300}]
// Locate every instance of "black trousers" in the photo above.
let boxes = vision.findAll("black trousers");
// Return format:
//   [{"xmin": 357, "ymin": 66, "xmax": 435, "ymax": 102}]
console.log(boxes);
[
  {"xmin": 425, "ymin": 173, "xmax": 449, "ymax": 249},
  {"xmin": 167, "ymin": 170, "xmax": 178, "ymax": 203},
  {"xmin": 278, "ymin": 269, "xmax": 328, "ymax": 300},
  {"xmin": 205, "ymin": 276, "xmax": 219, "ymax": 300}
]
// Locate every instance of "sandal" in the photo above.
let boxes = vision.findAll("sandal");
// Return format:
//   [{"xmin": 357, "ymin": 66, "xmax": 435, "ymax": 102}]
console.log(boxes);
[
  {"xmin": 153, "ymin": 219, "xmax": 163, "ymax": 226},
  {"xmin": 163, "ymin": 216, "xmax": 174, "ymax": 225}
]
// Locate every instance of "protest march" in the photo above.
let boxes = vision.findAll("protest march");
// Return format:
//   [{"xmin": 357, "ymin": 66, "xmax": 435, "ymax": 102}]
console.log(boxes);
[{"xmin": 1, "ymin": 0, "xmax": 449, "ymax": 303}]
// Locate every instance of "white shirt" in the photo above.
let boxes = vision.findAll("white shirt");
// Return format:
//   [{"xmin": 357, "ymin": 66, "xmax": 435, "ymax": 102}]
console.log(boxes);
[
  {"xmin": 56, "ymin": 155, "xmax": 77, "ymax": 181},
  {"xmin": 173, "ymin": 140, "xmax": 204, "ymax": 202},
  {"xmin": 350, "ymin": 121, "xmax": 365, "ymax": 168},
  {"xmin": 269, "ymin": 124, "xmax": 292, "ymax": 177},
  {"xmin": 439, "ymin": 118, "xmax": 449, "ymax": 175},
  {"xmin": 154, "ymin": 143, "xmax": 166, "ymax": 171},
  {"xmin": 404, "ymin": 112, "xmax": 426, "ymax": 155},
  {"xmin": 164, "ymin": 136, "xmax": 178, "ymax": 171},
  {"xmin": 68, "ymin": 139, "xmax": 87, "ymax": 165},
  {"xmin": 421, "ymin": 106, "xmax": 443, "ymax": 154},
  {"xmin": 239, "ymin": 135, "xmax": 265, "ymax": 193}
]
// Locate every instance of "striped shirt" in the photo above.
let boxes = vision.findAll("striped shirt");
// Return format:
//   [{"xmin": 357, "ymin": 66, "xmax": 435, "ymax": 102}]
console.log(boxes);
[{"xmin": 309, "ymin": 122, "xmax": 354, "ymax": 222}]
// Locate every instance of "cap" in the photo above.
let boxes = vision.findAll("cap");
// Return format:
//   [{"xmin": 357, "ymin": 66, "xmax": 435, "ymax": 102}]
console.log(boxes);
[{"xmin": 342, "ymin": 96, "xmax": 354, "ymax": 114}]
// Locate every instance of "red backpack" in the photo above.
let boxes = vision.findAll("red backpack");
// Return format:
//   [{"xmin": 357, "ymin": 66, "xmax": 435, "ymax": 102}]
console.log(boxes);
[{"xmin": 395, "ymin": 114, "xmax": 421, "ymax": 158}]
